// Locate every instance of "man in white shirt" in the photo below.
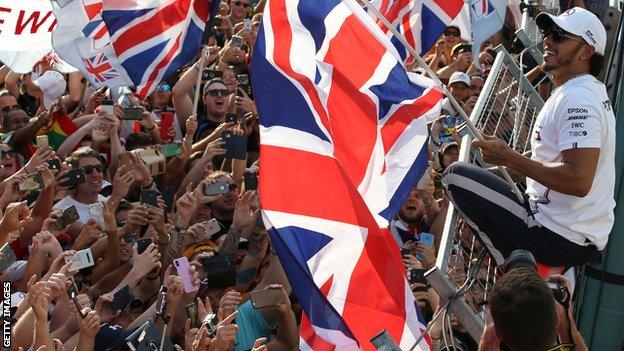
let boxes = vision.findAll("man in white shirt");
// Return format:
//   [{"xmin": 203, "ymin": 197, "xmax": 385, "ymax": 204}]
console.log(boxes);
[{"xmin": 442, "ymin": 8, "xmax": 614, "ymax": 267}]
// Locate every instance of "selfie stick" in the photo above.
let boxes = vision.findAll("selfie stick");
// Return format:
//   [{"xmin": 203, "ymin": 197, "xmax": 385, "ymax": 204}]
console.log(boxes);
[
  {"xmin": 357, "ymin": 0, "xmax": 525, "ymax": 204},
  {"xmin": 155, "ymin": 286, "xmax": 169, "ymax": 351},
  {"xmin": 192, "ymin": 46, "xmax": 210, "ymax": 116}
]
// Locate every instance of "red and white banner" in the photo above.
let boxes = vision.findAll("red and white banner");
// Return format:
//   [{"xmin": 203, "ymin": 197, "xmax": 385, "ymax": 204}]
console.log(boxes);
[{"xmin": 0, "ymin": 0, "xmax": 57, "ymax": 73}]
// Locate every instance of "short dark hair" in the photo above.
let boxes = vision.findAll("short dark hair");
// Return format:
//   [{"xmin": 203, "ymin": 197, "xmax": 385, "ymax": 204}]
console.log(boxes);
[
  {"xmin": 589, "ymin": 54, "xmax": 604, "ymax": 78},
  {"xmin": 489, "ymin": 267, "xmax": 558, "ymax": 351},
  {"xmin": 65, "ymin": 148, "xmax": 102, "ymax": 169},
  {"xmin": 125, "ymin": 132, "xmax": 155, "ymax": 151}
]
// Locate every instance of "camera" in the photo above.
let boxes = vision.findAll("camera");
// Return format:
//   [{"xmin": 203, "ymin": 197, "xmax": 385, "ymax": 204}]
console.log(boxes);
[{"xmin": 502, "ymin": 249, "xmax": 536, "ymax": 272}]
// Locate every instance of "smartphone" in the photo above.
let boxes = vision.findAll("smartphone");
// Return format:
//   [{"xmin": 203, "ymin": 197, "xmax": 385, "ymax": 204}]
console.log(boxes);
[
  {"xmin": 202, "ymin": 69, "xmax": 223, "ymax": 82},
  {"xmin": 125, "ymin": 320, "xmax": 174, "ymax": 351},
  {"xmin": 203, "ymin": 180, "xmax": 230, "ymax": 196},
  {"xmin": 100, "ymin": 99, "xmax": 115, "ymax": 115},
  {"xmin": 225, "ymin": 113, "xmax": 238, "ymax": 123},
  {"xmin": 73, "ymin": 296, "xmax": 87, "ymax": 318},
  {"xmin": 121, "ymin": 107, "xmax": 144, "ymax": 120},
  {"xmin": 89, "ymin": 202, "xmax": 105, "ymax": 229},
  {"xmin": 18, "ymin": 173, "xmax": 45, "ymax": 192},
  {"xmin": 57, "ymin": 205, "xmax": 80, "ymax": 230},
  {"xmin": 0, "ymin": 243, "xmax": 17, "ymax": 273},
  {"xmin": 136, "ymin": 238, "xmax": 152, "ymax": 255},
  {"xmin": 60, "ymin": 168, "xmax": 86, "ymax": 187},
  {"xmin": 400, "ymin": 248, "xmax": 411, "ymax": 258},
  {"xmin": 140, "ymin": 189, "xmax": 160, "ymax": 207},
  {"xmin": 65, "ymin": 248, "xmax": 95, "ymax": 271},
  {"xmin": 409, "ymin": 268, "xmax": 428, "ymax": 285},
  {"xmin": 67, "ymin": 278, "xmax": 79, "ymax": 299},
  {"xmin": 231, "ymin": 35, "xmax": 243, "ymax": 47},
  {"xmin": 204, "ymin": 218, "xmax": 221, "ymax": 238},
  {"xmin": 249, "ymin": 288, "xmax": 286, "ymax": 309},
  {"xmin": 161, "ymin": 185, "xmax": 175, "ymax": 213},
  {"xmin": 419, "ymin": 233, "xmax": 435, "ymax": 247},
  {"xmin": 174, "ymin": 257, "xmax": 199, "ymax": 293},
  {"xmin": 107, "ymin": 284, "xmax": 135, "ymax": 313},
  {"xmin": 237, "ymin": 74, "xmax": 250, "ymax": 95},
  {"xmin": 243, "ymin": 172, "xmax": 258, "ymax": 191},
  {"xmin": 243, "ymin": 18, "xmax": 252, "ymax": 31},
  {"xmin": 221, "ymin": 130, "xmax": 247, "ymax": 160},
  {"xmin": 185, "ymin": 302, "xmax": 202, "ymax": 329},
  {"xmin": 46, "ymin": 158, "xmax": 61, "ymax": 173},
  {"xmin": 202, "ymin": 254, "xmax": 236, "ymax": 289},
  {"xmin": 36, "ymin": 135, "xmax": 49, "ymax": 149},
  {"xmin": 161, "ymin": 143, "xmax": 181, "ymax": 158},
  {"xmin": 370, "ymin": 330, "xmax": 402, "ymax": 351},
  {"xmin": 159, "ymin": 112, "xmax": 175, "ymax": 141}
]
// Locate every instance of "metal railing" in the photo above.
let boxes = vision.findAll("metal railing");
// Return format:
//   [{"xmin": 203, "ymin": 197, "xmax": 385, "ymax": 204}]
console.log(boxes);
[
  {"xmin": 515, "ymin": 0, "xmax": 560, "ymax": 65},
  {"xmin": 433, "ymin": 46, "xmax": 545, "ymax": 339}
]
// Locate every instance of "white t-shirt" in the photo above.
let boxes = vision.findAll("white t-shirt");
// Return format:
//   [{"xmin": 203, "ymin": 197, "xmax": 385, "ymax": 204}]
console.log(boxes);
[
  {"xmin": 526, "ymin": 75, "xmax": 615, "ymax": 250},
  {"xmin": 52, "ymin": 195, "xmax": 108, "ymax": 224}
]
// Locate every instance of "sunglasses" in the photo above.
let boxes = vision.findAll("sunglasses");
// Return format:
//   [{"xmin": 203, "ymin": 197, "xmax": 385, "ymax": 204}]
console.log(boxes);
[
  {"xmin": 1, "ymin": 105, "xmax": 20, "ymax": 113},
  {"xmin": 443, "ymin": 30, "xmax": 460, "ymax": 37},
  {"xmin": 542, "ymin": 27, "xmax": 585, "ymax": 44},
  {"xmin": 156, "ymin": 83, "xmax": 171, "ymax": 93},
  {"xmin": 232, "ymin": 0, "xmax": 249, "ymax": 7},
  {"xmin": 83, "ymin": 163, "xmax": 105, "ymax": 175},
  {"xmin": 0, "ymin": 150, "xmax": 17, "ymax": 159},
  {"xmin": 206, "ymin": 89, "xmax": 230, "ymax": 97}
]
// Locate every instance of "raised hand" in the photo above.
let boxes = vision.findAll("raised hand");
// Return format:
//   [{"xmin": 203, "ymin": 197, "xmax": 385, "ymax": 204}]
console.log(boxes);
[
  {"xmin": 213, "ymin": 311, "xmax": 238, "ymax": 351},
  {"xmin": 231, "ymin": 191, "xmax": 259, "ymax": 231}
]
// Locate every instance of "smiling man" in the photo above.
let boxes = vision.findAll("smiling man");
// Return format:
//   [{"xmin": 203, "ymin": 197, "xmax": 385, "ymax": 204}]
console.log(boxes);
[{"xmin": 442, "ymin": 8, "xmax": 614, "ymax": 268}]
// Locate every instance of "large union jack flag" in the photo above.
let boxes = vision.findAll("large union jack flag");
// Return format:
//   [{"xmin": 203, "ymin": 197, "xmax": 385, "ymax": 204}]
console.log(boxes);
[
  {"xmin": 371, "ymin": 0, "xmax": 466, "ymax": 64},
  {"xmin": 81, "ymin": 0, "xmax": 109, "ymax": 50},
  {"xmin": 251, "ymin": 0, "xmax": 443, "ymax": 349}
]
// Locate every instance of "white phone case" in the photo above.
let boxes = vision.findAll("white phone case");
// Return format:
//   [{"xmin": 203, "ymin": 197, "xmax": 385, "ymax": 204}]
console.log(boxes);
[
  {"xmin": 89, "ymin": 202, "xmax": 105, "ymax": 229},
  {"xmin": 65, "ymin": 248, "xmax": 95, "ymax": 271},
  {"xmin": 204, "ymin": 218, "xmax": 221, "ymax": 237}
]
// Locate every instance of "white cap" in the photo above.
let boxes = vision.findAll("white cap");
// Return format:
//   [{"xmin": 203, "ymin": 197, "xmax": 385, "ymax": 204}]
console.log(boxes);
[
  {"xmin": 448, "ymin": 71, "xmax": 470, "ymax": 87},
  {"xmin": 536, "ymin": 7, "xmax": 607, "ymax": 55},
  {"xmin": 33, "ymin": 70, "xmax": 67, "ymax": 110}
]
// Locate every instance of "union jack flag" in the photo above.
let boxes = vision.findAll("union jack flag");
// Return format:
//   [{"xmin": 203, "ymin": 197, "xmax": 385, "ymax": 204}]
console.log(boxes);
[
  {"xmin": 99, "ymin": 0, "xmax": 218, "ymax": 99},
  {"xmin": 81, "ymin": 0, "xmax": 109, "ymax": 50},
  {"xmin": 370, "ymin": 0, "xmax": 466, "ymax": 64},
  {"xmin": 251, "ymin": 0, "xmax": 442, "ymax": 349},
  {"xmin": 82, "ymin": 53, "xmax": 119, "ymax": 82}
]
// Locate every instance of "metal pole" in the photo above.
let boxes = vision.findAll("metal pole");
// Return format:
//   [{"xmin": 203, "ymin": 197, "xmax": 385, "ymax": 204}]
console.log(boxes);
[{"xmin": 358, "ymin": 0, "xmax": 526, "ymax": 204}]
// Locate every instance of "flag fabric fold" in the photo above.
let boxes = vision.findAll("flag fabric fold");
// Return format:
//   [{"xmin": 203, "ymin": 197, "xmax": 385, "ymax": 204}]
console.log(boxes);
[
  {"xmin": 251, "ymin": 0, "xmax": 443, "ymax": 349},
  {"xmin": 52, "ymin": 0, "xmax": 219, "ymax": 99},
  {"xmin": 469, "ymin": 0, "xmax": 507, "ymax": 68}
]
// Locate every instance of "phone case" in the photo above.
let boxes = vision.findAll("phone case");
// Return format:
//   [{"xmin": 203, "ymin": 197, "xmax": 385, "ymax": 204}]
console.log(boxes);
[
  {"xmin": 61, "ymin": 168, "xmax": 86, "ymax": 187},
  {"xmin": 249, "ymin": 288, "xmax": 285, "ymax": 309},
  {"xmin": 140, "ymin": 190, "xmax": 159, "ymax": 207},
  {"xmin": 225, "ymin": 113, "xmax": 238, "ymax": 123},
  {"xmin": 419, "ymin": 233, "xmax": 435, "ymax": 247},
  {"xmin": 108, "ymin": 284, "xmax": 135, "ymax": 313},
  {"xmin": 161, "ymin": 143, "xmax": 181, "ymax": 158},
  {"xmin": 65, "ymin": 248, "xmax": 94, "ymax": 271},
  {"xmin": 58, "ymin": 206, "xmax": 79, "ymax": 229},
  {"xmin": 244, "ymin": 172, "xmax": 258, "ymax": 191},
  {"xmin": 161, "ymin": 185, "xmax": 175, "ymax": 213},
  {"xmin": 19, "ymin": 173, "xmax": 45, "ymax": 191},
  {"xmin": 185, "ymin": 302, "xmax": 202, "ymax": 329},
  {"xmin": 46, "ymin": 159, "xmax": 61, "ymax": 172},
  {"xmin": 89, "ymin": 202, "xmax": 105, "ymax": 229},
  {"xmin": 136, "ymin": 238, "xmax": 152, "ymax": 254},
  {"xmin": 125, "ymin": 320, "xmax": 174, "ymax": 351},
  {"xmin": 159, "ymin": 112, "xmax": 175, "ymax": 140},
  {"xmin": 174, "ymin": 257, "xmax": 199, "ymax": 293},
  {"xmin": 203, "ymin": 181, "xmax": 230, "ymax": 196},
  {"xmin": 221, "ymin": 131, "xmax": 247, "ymax": 160},
  {"xmin": 36, "ymin": 135, "xmax": 49, "ymax": 148},
  {"xmin": 204, "ymin": 218, "xmax": 221, "ymax": 238}
]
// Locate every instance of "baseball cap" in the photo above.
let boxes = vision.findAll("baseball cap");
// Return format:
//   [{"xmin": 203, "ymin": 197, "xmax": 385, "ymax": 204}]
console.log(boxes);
[
  {"xmin": 0, "ymin": 260, "xmax": 27, "ymax": 281},
  {"xmin": 33, "ymin": 71, "xmax": 67, "ymax": 110},
  {"xmin": 536, "ymin": 7, "xmax": 607, "ymax": 55},
  {"xmin": 448, "ymin": 72, "xmax": 470, "ymax": 87},
  {"xmin": 440, "ymin": 141, "xmax": 458, "ymax": 154}
]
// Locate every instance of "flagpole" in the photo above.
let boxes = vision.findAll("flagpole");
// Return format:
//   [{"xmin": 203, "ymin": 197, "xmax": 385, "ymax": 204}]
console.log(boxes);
[
  {"xmin": 192, "ymin": 46, "xmax": 210, "ymax": 115},
  {"xmin": 359, "ymin": 0, "xmax": 525, "ymax": 204}
]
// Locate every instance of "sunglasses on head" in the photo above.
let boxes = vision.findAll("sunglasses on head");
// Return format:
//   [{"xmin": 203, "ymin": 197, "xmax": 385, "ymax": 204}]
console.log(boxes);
[
  {"xmin": 444, "ymin": 29, "xmax": 460, "ymax": 37},
  {"xmin": 1, "ymin": 105, "xmax": 20, "ymax": 113},
  {"xmin": 542, "ymin": 27, "xmax": 585, "ymax": 44},
  {"xmin": 156, "ymin": 83, "xmax": 171, "ymax": 93},
  {"xmin": 233, "ymin": 0, "xmax": 249, "ymax": 7},
  {"xmin": 83, "ymin": 163, "xmax": 105, "ymax": 175},
  {"xmin": 206, "ymin": 89, "xmax": 230, "ymax": 97}
]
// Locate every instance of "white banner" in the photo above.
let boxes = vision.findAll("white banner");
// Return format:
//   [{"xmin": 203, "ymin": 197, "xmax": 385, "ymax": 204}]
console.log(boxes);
[{"xmin": 0, "ymin": 0, "xmax": 55, "ymax": 73}]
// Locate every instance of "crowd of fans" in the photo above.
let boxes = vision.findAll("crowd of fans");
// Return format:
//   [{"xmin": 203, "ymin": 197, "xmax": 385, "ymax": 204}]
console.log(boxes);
[{"xmin": 0, "ymin": 0, "xmax": 608, "ymax": 350}]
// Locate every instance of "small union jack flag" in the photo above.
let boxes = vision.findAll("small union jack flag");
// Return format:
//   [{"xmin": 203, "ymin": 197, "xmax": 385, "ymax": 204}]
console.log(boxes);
[{"xmin": 82, "ymin": 53, "xmax": 119, "ymax": 82}]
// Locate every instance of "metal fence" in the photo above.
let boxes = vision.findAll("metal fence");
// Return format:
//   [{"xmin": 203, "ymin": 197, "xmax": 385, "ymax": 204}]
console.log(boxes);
[
  {"xmin": 515, "ymin": 0, "xmax": 560, "ymax": 65},
  {"xmin": 434, "ymin": 46, "xmax": 545, "ymax": 330}
]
